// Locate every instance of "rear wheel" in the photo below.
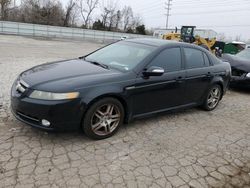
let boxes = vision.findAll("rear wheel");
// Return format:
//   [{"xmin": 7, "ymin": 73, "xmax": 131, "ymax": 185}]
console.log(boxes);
[
  {"xmin": 202, "ymin": 85, "xmax": 222, "ymax": 111},
  {"xmin": 83, "ymin": 98, "xmax": 124, "ymax": 140}
]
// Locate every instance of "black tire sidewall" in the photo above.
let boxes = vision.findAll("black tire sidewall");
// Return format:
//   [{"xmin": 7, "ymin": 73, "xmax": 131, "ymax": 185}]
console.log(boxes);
[
  {"xmin": 83, "ymin": 98, "xmax": 124, "ymax": 140},
  {"xmin": 203, "ymin": 85, "xmax": 222, "ymax": 111}
]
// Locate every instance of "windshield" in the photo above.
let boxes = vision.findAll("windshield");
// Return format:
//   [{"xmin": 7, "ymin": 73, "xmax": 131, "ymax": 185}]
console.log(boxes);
[
  {"xmin": 236, "ymin": 49, "xmax": 250, "ymax": 60},
  {"xmin": 85, "ymin": 41, "xmax": 156, "ymax": 71}
]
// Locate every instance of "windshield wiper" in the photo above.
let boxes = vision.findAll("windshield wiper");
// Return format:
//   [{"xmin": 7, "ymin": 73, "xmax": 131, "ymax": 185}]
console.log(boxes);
[
  {"xmin": 83, "ymin": 58, "xmax": 109, "ymax": 69},
  {"xmin": 89, "ymin": 61, "xmax": 109, "ymax": 69}
]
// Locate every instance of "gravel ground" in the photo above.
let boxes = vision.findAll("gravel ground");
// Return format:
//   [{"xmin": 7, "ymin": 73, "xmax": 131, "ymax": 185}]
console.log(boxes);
[{"xmin": 0, "ymin": 35, "xmax": 250, "ymax": 188}]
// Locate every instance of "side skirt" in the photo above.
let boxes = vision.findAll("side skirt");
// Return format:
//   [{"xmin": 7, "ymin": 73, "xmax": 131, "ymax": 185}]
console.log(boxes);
[{"xmin": 129, "ymin": 102, "xmax": 198, "ymax": 122}]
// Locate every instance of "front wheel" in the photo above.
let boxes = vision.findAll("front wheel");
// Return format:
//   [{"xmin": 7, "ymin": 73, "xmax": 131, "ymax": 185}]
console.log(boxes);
[
  {"xmin": 202, "ymin": 85, "xmax": 222, "ymax": 111},
  {"xmin": 83, "ymin": 98, "xmax": 124, "ymax": 140}
]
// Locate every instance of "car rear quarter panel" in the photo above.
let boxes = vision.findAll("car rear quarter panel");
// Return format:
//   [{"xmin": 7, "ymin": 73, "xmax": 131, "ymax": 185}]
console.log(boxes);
[{"xmin": 211, "ymin": 62, "xmax": 231, "ymax": 93}]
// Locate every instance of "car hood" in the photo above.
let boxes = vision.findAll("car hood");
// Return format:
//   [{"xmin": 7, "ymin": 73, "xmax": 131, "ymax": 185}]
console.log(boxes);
[
  {"xmin": 222, "ymin": 54, "xmax": 250, "ymax": 72},
  {"xmin": 20, "ymin": 59, "xmax": 123, "ymax": 92}
]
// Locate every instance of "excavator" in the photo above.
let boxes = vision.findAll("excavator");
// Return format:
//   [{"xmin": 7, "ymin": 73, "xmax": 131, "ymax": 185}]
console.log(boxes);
[{"xmin": 162, "ymin": 26, "xmax": 224, "ymax": 55}]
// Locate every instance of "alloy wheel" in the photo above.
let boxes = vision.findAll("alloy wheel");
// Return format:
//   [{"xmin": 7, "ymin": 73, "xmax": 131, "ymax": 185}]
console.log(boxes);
[
  {"xmin": 207, "ymin": 87, "xmax": 221, "ymax": 109},
  {"xmin": 91, "ymin": 104, "xmax": 121, "ymax": 136}
]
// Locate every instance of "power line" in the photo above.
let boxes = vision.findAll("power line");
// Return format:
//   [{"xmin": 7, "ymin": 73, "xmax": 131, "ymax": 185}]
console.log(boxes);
[
  {"xmin": 198, "ymin": 25, "xmax": 250, "ymax": 28},
  {"xmin": 173, "ymin": 0, "xmax": 249, "ymax": 4},
  {"xmin": 165, "ymin": 0, "xmax": 172, "ymax": 29},
  {"xmin": 134, "ymin": 1, "xmax": 250, "ymax": 14},
  {"xmin": 172, "ymin": 8, "xmax": 250, "ymax": 15},
  {"xmin": 173, "ymin": 2, "xmax": 250, "ymax": 8},
  {"xmin": 135, "ymin": 0, "xmax": 249, "ymax": 10}
]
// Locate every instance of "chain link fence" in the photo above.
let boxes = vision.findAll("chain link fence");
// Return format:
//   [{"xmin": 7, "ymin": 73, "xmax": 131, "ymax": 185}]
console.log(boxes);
[{"xmin": 0, "ymin": 21, "xmax": 154, "ymax": 42}]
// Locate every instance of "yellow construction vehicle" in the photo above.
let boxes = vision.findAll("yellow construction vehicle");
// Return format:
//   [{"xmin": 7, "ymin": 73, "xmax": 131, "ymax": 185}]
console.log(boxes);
[{"xmin": 162, "ymin": 26, "xmax": 217, "ymax": 52}]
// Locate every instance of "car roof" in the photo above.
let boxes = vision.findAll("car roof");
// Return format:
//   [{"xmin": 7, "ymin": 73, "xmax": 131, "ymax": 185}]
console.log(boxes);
[
  {"xmin": 124, "ymin": 38, "xmax": 199, "ymax": 49},
  {"xmin": 125, "ymin": 38, "xmax": 179, "ymax": 47}
]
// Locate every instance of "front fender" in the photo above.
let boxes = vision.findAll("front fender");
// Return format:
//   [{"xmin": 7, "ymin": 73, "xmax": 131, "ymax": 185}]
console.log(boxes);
[
  {"xmin": 78, "ymin": 82, "xmax": 135, "ymax": 122},
  {"xmin": 82, "ymin": 85, "xmax": 126, "ymax": 104}
]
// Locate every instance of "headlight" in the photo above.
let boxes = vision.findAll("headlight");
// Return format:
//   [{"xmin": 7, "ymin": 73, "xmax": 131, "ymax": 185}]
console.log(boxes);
[
  {"xmin": 246, "ymin": 73, "xmax": 250, "ymax": 78},
  {"xmin": 29, "ymin": 90, "xmax": 79, "ymax": 100}
]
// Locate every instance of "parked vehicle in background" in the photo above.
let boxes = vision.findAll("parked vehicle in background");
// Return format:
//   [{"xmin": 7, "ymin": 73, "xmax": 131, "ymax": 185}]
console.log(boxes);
[
  {"xmin": 222, "ymin": 48, "xmax": 250, "ymax": 88},
  {"xmin": 11, "ymin": 38, "xmax": 231, "ymax": 139},
  {"xmin": 162, "ymin": 25, "xmax": 225, "ymax": 56},
  {"xmin": 223, "ymin": 41, "xmax": 247, "ymax": 55},
  {"xmin": 120, "ymin": 36, "xmax": 128, "ymax": 40}
]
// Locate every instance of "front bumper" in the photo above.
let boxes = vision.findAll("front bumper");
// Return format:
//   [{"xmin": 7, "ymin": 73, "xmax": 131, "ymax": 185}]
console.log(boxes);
[{"xmin": 11, "ymin": 81, "xmax": 84, "ymax": 131}]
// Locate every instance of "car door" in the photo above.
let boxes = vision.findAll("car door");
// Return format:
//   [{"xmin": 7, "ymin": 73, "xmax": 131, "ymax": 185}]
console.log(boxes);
[
  {"xmin": 183, "ymin": 47, "xmax": 214, "ymax": 104},
  {"xmin": 130, "ymin": 47, "xmax": 186, "ymax": 115}
]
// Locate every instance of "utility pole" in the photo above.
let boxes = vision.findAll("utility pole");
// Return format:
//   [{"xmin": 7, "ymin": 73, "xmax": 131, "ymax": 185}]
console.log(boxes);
[{"xmin": 165, "ymin": 0, "xmax": 172, "ymax": 29}]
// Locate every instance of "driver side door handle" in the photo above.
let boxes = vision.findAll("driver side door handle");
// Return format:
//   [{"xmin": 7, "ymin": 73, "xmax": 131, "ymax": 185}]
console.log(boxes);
[
  {"xmin": 176, "ymin": 76, "xmax": 184, "ymax": 83},
  {"xmin": 206, "ymin": 72, "xmax": 213, "ymax": 77}
]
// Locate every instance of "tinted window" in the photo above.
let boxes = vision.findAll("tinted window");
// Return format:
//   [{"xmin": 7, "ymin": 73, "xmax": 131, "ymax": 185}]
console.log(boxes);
[
  {"xmin": 184, "ymin": 48, "xmax": 205, "ymax": 69},
  {"xmin": 150, "ymin": 48, "xmax": 182, "ymax": 72}
]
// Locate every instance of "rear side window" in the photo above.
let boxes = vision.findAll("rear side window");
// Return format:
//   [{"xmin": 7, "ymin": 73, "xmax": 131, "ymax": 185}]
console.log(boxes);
[
  {"xmin": 150, "ymin": 48, "xmax": 182, "ymax": 72},
  {"xmin": 184, "ymin": 48, "xmax": 206, "ymax": 69}
]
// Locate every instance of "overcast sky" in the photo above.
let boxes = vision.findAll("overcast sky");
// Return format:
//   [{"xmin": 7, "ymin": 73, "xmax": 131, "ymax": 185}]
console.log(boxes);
[{"xmin": 62, "ymin": 0, "xmax": 250, "ymax": 41}]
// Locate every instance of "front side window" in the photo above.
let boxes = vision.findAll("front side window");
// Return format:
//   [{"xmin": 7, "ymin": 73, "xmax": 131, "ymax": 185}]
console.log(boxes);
[
  {"xmin": 85, "ymin": 42, "xmax": 156, "ymax": 71},
  {"xmin": 150, "ymin": 48, "xmax": 182, "ymax": 72},
  {"xmin": 184, "ymin": 48, "xmax": 206, "ymax": 69}
]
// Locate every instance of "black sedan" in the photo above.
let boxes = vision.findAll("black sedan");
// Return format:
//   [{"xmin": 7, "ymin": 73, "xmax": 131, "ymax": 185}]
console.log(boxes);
[
  {"xmin": 222, "ymin": 49, "xmax": 250, "ymax": 88},
  {"xmin": 11, "ymin": 38, "xmax": 231, "ymax": 139}
]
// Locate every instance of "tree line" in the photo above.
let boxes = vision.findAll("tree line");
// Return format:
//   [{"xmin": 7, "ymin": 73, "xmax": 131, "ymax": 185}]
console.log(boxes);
[{"xmin": 0, "ymin": 0, "xmax": 148, "ymax": 35}]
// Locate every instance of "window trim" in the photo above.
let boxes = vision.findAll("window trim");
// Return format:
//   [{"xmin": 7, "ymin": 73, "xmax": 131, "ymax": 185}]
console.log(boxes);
[
  {"xmin": 146, "ymin": 46, "xmax": 184, "ymax": 74},
  {"xmin": 202, "ymin": 52, "xmax": 211, "ymax": 67},
  {"xmin": 182, "ymin": 47, "xmax": 208, "ymax": 70}
]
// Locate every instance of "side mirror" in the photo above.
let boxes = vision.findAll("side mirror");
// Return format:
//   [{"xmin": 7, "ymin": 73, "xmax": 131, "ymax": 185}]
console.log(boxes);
[{"xmin": 143, "ymin": 66, "xmax": 165, "ymax": 77}]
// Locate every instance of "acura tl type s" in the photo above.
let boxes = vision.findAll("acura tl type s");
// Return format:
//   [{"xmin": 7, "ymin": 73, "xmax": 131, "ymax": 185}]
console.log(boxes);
[{"xmin": 11, "ymin": 39, "xmax": 231, "ymax": 139}]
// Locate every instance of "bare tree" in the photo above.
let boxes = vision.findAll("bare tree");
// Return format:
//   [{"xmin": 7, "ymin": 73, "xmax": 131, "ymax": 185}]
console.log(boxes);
[
  {"xmin": 122, "ymin": 5, "xmax": 133, "ymax": 31},
  {"xmin": 131, "ymin": 14, "xmax": 142, "ymax": 30},
  {"xmin": 113, "ymin": 10, "xmax": 121, "ymax": 31},
  {"xmin": 0, "ymin": 0, "xmax": 146, "ymax": 32},
  {"xmin": 0, "ymin": 0, "xmax": 12, "ymax": 20},
  {"xmin": 18, "ymin": 0, "xmax": 64, "ymax": 26},
  {"xmin": 105, "ymin": 0, "xmax": 118, "ymax": 31},
  {"xmin": 79, "ymin": 0, "xmax": 99, "ymax": 28},
  {"xmin": 70, "ymin": 5, "xmax": 80, "ymax": 26},
  {"xmin": 64, "ymin": 0, "xmax": 77, "ymax": 26},
  {"xmin": 100, "ymin": 7, "xmax": 110, "ymax": 28}
]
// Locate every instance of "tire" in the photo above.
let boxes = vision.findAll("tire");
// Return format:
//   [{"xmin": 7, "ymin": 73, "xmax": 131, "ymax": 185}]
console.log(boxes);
[
  {"xmin": 83, "ymin": 97, "xmax": 124, "ymax": 140},
  {"xmin": 202, "ymin": 85, "xmax": 222, "ymax": 111}
]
